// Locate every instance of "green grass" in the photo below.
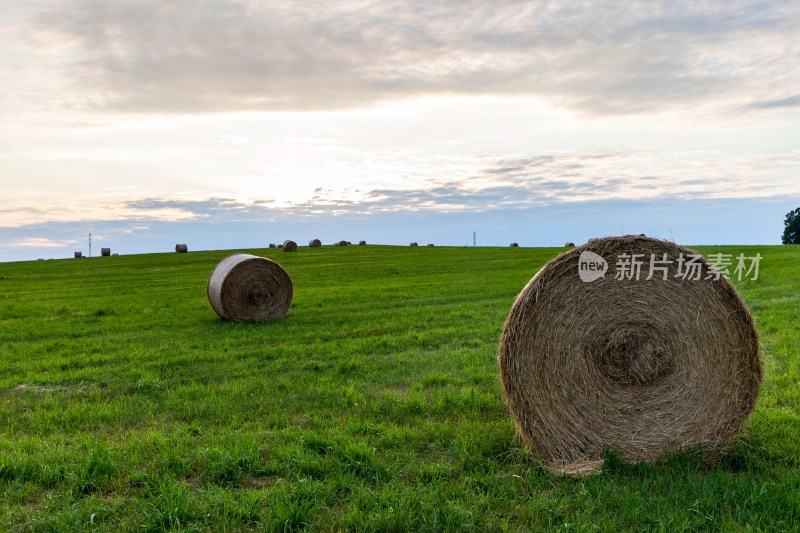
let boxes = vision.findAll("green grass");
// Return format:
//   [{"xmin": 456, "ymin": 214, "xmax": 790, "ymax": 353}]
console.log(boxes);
[{"xmin": 0, "ymin": 244, "xmax": 798, "ymax": 531}]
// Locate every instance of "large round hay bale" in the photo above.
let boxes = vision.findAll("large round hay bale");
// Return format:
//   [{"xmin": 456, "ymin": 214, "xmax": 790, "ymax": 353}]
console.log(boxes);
[
  {"xmin": 410, "ymin": 242, "xmax": 418, "ymax": 247},
  {"xmin": 309, "ymin": 239, "xmax": 321, "ymax": 248},
  {"xmin": 207, "ymin": 254, "xmax": 293, "ymax": 322},
  {"xmin": 337, "ymin": 240, "xmax": 348, "ymax": 247},
  {"xmin": 283, "ymin": 240, "xmax": 297, "ymax": 252},
  {"xmin": 510, "ymin": 243, "xmax": 519, "ymax": 247},
  {"xmin": 498, "ymin": 235, "xmax": 761, "ymax": 475},
  {"xmin": 100, "ymin": 248, "xmax": 111, "ymax": 256},
  {"xmin": 175, "ymin": 244, "xmax": 188, "ymax": 253},
  {"xmin": 74, "ymin": 251, "xmax": 82, "ymax": 258},
  {"xmin": 359, "ymin": 240, "xmax": 366, "ymax": 246}
]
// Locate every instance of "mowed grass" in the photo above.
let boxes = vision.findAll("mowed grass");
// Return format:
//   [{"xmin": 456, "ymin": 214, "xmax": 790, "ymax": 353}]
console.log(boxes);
[{"xmin": 0, "ymin": 244, "xmax": 798, "ymax": 531}]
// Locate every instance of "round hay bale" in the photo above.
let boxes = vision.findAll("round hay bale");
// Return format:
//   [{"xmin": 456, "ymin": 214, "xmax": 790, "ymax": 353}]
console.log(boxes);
[
  {"xmin": 277, "ymin": 244, "xmax": 283, "ymax": 249},
  {"xmin": 359, "ymin": 240, "xmax": 366, "ymax": 246},
  {"xmin": 564, "ymin": 242, "xmax": 575, "ymax": 247},
  {"xmin": 498, "ymin": 235, "xmax": 761, "ymax": 475},
  {"xmin": 269, "ymin": 243, "xmax": 276, "ymax": 249},
  {"xmin": 309, "ymin": 239, "xmax": 322, "ymax": 248},
  {"xmin": 175, "ymin": 244, "xmax": 188, "ymax": 253},
  {"xmin": 427, "ymin": 243, "xmax": 435, "ymax": 247},
  {"xmin": 100, "ymin": 248, "xmax": 111, "ymax": 257},
  {"xmin": 207, "ymin": 254, "xmax": 293, "ymax": 322},
  {"xmin": 410, "ymin": 242, "xmax": 418, "ymax": 247},
  {"xmin": 283, "ymin": 240, "xmax": 297, "ymax": 252},
  {"xmin": 74, "ymin": 251, "xmax": 82, "ymax": 258},
  {"xmin": 510, "ymin": 243, "xmax": 519, "ymax": 247},
  {"xmin": 337, "ymin": 240, "xmax": 348, "ymax": 247}
]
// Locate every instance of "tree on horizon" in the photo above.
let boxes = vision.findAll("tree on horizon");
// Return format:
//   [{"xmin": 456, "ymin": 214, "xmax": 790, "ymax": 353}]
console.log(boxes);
[{"xmin": 783, "ymin": 208, "xmax": 800, "ymax": 244}]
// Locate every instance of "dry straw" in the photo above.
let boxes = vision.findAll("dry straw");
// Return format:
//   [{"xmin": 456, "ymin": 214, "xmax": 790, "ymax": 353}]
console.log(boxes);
[
  {"xmin": 101, "ymin": 248, "xmax": 111, "ymax": 257},
  {"xmin": 283, "ymin": 240, "xmax": 298, "ymax": 252},
  {"xmin": 207, "ymin": 254, "xmax": 293, "ymax": 322},
  {"xmin": 175, "ymin": 244, "xmax": 188, "ymax": 253},
  {"xmin": 309, "ymin": 239, "xmax": 322, "ymax": 247},
  {"xmin": 498, "ymin": 235, "xmax": 761, "ymax": 475}
]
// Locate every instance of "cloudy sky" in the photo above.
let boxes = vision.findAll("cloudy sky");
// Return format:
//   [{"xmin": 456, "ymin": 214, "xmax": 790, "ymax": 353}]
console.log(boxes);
[{"xmin": 1, "ymin": 0, "xmax": 799, "ymax": 261}]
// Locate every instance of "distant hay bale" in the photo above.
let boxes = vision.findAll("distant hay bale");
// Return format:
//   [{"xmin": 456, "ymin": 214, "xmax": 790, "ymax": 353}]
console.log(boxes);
[
  {"xmin": 277, "ymin": 244, "xmax": 283, "ymax": 249},
  {"xmin": 207, "ymin": 254, "xmax": 293, "ymax": 322},
  {"xmin": 427, "ymin": 243, "xmax": 435, "ymax": 247},
  {"xmin": 112, "ymin": 253, "xmax": 118, "ymax": 256},
  {"xmin": 337, "ymin": 240, "xmax": 348, "ymax": 247},
  {"xmin": 347, "ymin": 241, "xmax": 352, "ymax": 245},
  {"xmin": 564, "ymin": 242, "xmax": 575, "ymax": 247},
  {"xmin": 359, "ymin": 240, "xmax": 366, "ymax": 246},
  {"xmin": 74, "ymin": 251, "xmax": 82, "ymax": 258},
  {"xmin": 510, "ymin": 243, "xmax": 519, "ymax": 247},
  {"xmin": 175, "ymin": 244, "xmax": 188, "ymax": 253},
  {"xmin": 309, "ymin": 239, "xmax": 322, "ymax": 248},
  {"xmin": 498, "ymin": 235, "xmax": 761, "ymax": 475},
  {"xmin": 410, "ymin": 242, "xmax": 418, "ymax": 247},
  {"xmin": 101, "ymin": 248, "xmax": 111, "ymax": 257},
  {"xmin": 283, "ymin": 240, "xmax": 297, "ymax": 252},
  {"xmin": 269, "ymin": 243, "xmax": 276, "ymax": 249}
]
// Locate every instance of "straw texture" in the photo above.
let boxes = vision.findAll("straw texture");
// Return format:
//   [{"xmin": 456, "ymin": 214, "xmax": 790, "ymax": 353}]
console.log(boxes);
[
  {"xmin": 207, "ymin": 254, "xmax": 293, "ymax": 322},
  {"xmin": 283, "ymin": 240, "xmax": 297, "ymax": 252},
  {"xmin": 309, "ymin": 239, "xmax": 322, "ymax": 247},
  {"xmin": 498, "ymin": 235, "xmax": 761, "ymax": 474},
  {"xmin": 175, "ymin": 244, "xmax": 188, "ymax": 253}
]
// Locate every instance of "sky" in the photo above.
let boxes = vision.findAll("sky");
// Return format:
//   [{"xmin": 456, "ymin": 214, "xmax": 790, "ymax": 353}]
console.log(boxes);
[{"xmin": 1, "ymin": 0, "xmax": 799, "ymax": 262}]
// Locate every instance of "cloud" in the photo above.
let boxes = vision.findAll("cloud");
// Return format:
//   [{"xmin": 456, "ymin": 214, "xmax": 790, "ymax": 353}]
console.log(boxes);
[
  {"xmin": 27, "ymin": 0, "xmax": 800, "ymax": 115},
  {"xmin": 747, "ymin": 94, "xmax": 800, "ymax": 110},
  {"xmin": 2, "ymin": 237, "xmax": 78, "ymax": 248}
]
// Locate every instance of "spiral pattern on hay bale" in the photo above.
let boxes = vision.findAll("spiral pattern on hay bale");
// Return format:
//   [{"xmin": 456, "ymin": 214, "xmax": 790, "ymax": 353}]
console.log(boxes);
[
  {"xmin": 207, "ymin": 254, "xmax": 293, "ymax": 322},
  {"xmin": 175, "ymin": 244, "xmax": 188, "ymax": 253},
  {"xmin": 309, "ymin": 239, "xmax": 322, "ymax": 248},
  {"xmin": 498, "ymin": 235, "xmax": 761, "ymax": 475},
  {"xmin": 282, "ymin": 240, "xmax": 297, "ymax": 252}
]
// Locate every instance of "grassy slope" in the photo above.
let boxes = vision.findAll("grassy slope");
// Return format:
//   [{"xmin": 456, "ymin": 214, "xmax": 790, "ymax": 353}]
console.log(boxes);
[{"xmin": 0, "ymin": 245, "xmax": 798, "ymax": 531}]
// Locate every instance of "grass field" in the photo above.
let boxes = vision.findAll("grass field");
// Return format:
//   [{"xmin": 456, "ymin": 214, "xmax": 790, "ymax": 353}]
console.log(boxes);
[{"xmin": 0, "ymin": 244, "xmax": 798, "ymax": 531}]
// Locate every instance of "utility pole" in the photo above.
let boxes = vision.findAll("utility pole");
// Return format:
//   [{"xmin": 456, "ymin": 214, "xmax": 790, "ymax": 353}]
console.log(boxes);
[
  {"xmin": 89, "ymin": 233, "xmax": 92, "ymax": 257},
  {"xmin": 473, "ymin": 231, "xmax": 476, "ymax": 247}
]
